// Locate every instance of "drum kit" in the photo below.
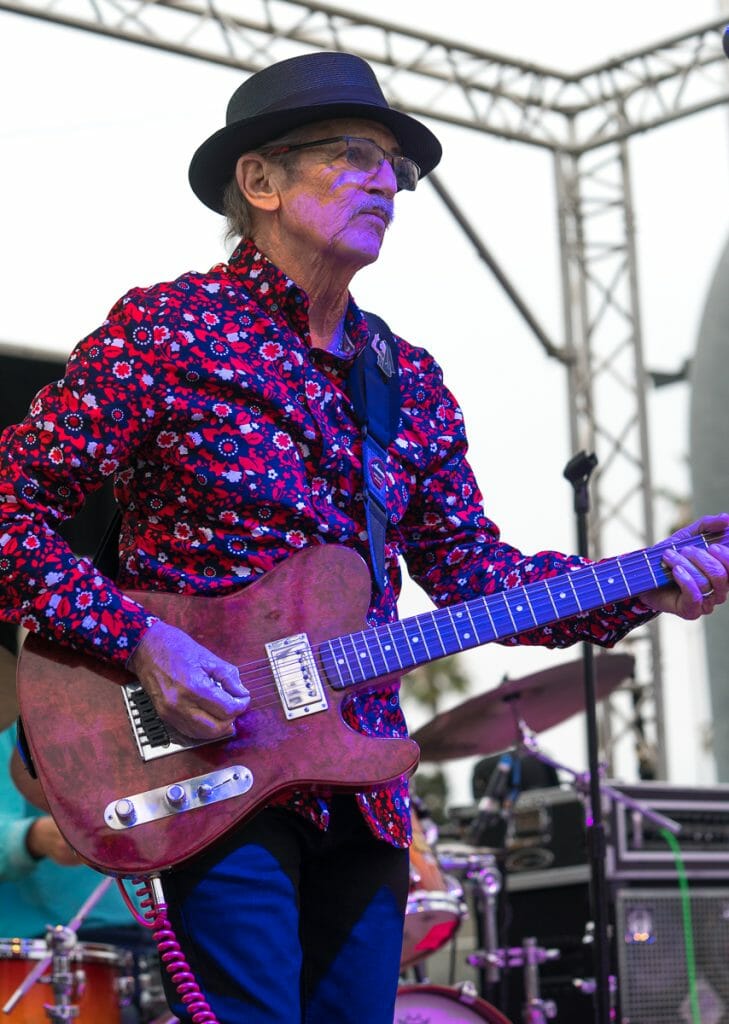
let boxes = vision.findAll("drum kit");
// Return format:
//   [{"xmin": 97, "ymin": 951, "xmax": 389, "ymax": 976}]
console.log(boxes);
[{"xmin": 395, "ymin": 651, "xmax": 644, "ymax": 1024}]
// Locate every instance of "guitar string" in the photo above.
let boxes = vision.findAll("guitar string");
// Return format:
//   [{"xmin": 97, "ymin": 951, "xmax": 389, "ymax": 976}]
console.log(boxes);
[{"xmin": 196, "ymin": 531, "xmax": 722, "ymax": 705}]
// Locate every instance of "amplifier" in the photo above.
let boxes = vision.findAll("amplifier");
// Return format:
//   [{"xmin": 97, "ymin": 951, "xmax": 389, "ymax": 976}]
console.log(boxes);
[
  {"xmin": 504, "ymin": 786, "xmax": 588, "ymax": 874},
  {"xmin": 606, "ymin": 782, "xmax": 729, "ymax": 880},
  {"xmin": 615, "ymin": 885, "xmax": 729, "ymax": 1023}
]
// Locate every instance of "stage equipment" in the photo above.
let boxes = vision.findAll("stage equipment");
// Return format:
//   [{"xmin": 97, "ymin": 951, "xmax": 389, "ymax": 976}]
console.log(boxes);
[
  {"xmin": 606, "ymin": 781, "xmax": 729, "ymax": 880},
  {"xmin": 615, "ymin": 884, "xmax": 729, "ymax": 1024},
  {"xmin": 411, "ymin": 652, "xmax": 635, "ymax": 763},
  {"xmin": 0, "ymin": 877, "xmax": 133, "ymax": 1022},
  {"xmin": 394, "ymin": 982, "xmax": 513, "ymax": 1023},
  {"xmin": 0, "ymin": 938, "xmax": 134, "ymax": 1023},
  {"xmin": 402, "ymin": 807, "xmax": 465, "ymax": 967}
]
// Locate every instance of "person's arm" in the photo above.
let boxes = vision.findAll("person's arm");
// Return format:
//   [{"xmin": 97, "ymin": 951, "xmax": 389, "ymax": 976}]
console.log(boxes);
[
  {"xmin": 0, "ymin": 290, "xmax": 249, "ymax": 739},
  {"xmin": 394, "ymin": 342, "xmax": 727, "ymax": 645},
  {"xmin": 0, "ymin": 730, "xmax": 54, "ymax": 879}
]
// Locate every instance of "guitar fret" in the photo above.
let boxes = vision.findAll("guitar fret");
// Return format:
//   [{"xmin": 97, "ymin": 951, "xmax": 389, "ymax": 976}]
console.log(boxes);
[
  {"xmin": 400, "ymin": 622, "xmax": 419, "ymax": 666},
  {"xmin": 502, "ymin": 588, "xmax": 538, "ymax": 633},
  {"xmin": 499, "ymin": 592, "xmax": 519, "ymax": 632},
  {"xmin": 438, "ymin": 607, "xmax": 465, "ymax": 653},
  {"xmin": 462, "ymin": 604, "xmax": 481, "ymax": 645},
  {"xmin": 381, "ymin": 623, "xmax": 405, "ymax": 670},
  {"xmin": 481, "ymin": 598, "xmax": 498, "ymax": 639},
  {"xmin": 521, "ymin": 585, "xmax": 538, "ymax": 624},
  {"xmin": 445, "ymin": 607, "xmax": 465, "ymax": 650},
  {"xmin": 541, "ymin": 578, "xmax": 559, "ymax": 618},
  {"xmin": 371, "ymin": 627, "xmax": 390, "ymax": 675},
  {"xmin": 342, "ymin": 633, "xmax": 366, "ymax": 683},
  {"xmin": 546, "ymin": 576, "xmax": 581, "ymax": 617},
  {"xmin": 361, "ymin": 629, "xmax": 388, "ymax": 677},
  {"xmin": 424, "ymin": 612, "xmax": 448, "ymax": 657},
  {"xmin": 413, "ymin": 617, "xmax": 432, "ymax": 659},
  {"xmin": 327, "ymin": 637, "xmax": 347, "ymax": 687},
  {"xmin": 591, "ymin": 566, "xmax": 607, "ymax": 604},
  {"xmin": 643, "ymin": 550, "xmax": 659, "ymax": 588},
  {"xmin": 467, "ymin": 603, "xmax": 495, "ymax": 644},
  {"xmin": 569, "ymin": 566, "xmax": 602, "ymax": 611},
  {"xmin": 566, "ymin": 573, "xmax": 583, "ymax": 612}
]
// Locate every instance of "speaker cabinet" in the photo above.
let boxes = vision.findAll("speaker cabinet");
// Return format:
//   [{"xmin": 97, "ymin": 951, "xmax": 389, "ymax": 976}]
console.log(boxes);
[{"xmin": 615, "ymin": 886, "xmax": 729, "ymax": 1024}]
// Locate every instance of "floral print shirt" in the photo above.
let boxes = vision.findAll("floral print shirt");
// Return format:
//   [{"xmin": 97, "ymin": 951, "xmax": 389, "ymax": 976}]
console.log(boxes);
[{"xmin": 0, "ymin": 239, "xmax": 653, "ymax": 847}]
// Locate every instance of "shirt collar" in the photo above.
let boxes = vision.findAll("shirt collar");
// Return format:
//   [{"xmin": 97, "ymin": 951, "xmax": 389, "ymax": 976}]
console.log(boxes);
[{"xmin": 227, "ymin": 239, "xmax": 369, "ymax": 360}]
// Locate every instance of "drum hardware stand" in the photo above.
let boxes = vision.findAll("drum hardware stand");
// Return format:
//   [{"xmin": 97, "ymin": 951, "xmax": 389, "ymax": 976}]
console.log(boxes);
[
  {"xmin": 1, "ymin": 876, "xmax": 114, "ymax": 1019},
  {"xmin": 468, "ymin": 937, "xmax": 560, "ymax": 1023},
  {"xmin": 572, "ymin": 973, "xmax": 618, "ymax": 1019},
  {"xmin": 40, "ymin": 925, "xmax": 81, "ymax": 1022}
]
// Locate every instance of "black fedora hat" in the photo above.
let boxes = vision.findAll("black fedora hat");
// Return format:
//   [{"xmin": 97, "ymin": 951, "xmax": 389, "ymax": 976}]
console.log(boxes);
[{"xmin": 189, "ymin": 51, "xmax": 442, "ymax": 214}]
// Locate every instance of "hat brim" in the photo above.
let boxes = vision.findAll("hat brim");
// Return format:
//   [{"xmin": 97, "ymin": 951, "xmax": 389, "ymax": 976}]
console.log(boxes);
[{"xmin": 189, "ymin": 101, "xmax": 442, "ymax": 214}]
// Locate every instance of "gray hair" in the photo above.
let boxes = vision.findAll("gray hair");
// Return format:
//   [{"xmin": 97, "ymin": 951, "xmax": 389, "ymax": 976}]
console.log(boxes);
[{"xmin": 222, "ymin": 140, "xmax": 305, "ymax": 246}]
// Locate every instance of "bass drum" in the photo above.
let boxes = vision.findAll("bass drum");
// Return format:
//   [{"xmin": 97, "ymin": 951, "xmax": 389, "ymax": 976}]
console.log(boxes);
[{"xmin": 394, "ymin": 985, "xmax": 513, "ymax": 1023}]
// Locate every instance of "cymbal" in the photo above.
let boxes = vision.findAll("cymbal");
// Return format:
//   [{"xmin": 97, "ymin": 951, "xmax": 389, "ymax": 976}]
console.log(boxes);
[
  {"xmin": 0, "ymin": 644, "xmax": 18, "ymax": 731},
  {"xmin": 411, "ymin": 652, "xmax": 634, "ymax": 763}
]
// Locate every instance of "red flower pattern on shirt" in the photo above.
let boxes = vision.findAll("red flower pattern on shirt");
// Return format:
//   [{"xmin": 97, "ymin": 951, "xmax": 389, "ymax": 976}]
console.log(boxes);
[{"xmin": 0, "ymin": 239, "xmax": 653, "ymax": 847}]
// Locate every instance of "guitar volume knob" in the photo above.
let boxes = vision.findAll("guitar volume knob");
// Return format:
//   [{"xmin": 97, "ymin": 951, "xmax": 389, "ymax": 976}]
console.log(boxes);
[
  {"xmin": 114, "ymin": 798, "xmax": 136, "ymax": 824},
  {"xmin": 165, "ymin": 784, "xmax": 187, "ymax": 808}
]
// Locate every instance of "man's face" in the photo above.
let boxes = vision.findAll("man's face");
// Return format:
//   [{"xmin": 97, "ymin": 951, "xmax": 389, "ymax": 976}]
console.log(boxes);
[{"xmin": 271, "ymin": 118, "xmax": 401, "ymax": 272}]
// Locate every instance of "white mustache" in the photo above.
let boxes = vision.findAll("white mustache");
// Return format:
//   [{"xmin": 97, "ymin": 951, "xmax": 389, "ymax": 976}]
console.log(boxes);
[{"xmin": 358, "ymin": 201, "xmax": 394, "ymax": 226}]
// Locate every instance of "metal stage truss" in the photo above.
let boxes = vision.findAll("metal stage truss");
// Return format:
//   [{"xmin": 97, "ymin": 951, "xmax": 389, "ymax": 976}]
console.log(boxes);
[{"xmin": 3, "ymin": 0, "xmax": 729, "ymax": 778}]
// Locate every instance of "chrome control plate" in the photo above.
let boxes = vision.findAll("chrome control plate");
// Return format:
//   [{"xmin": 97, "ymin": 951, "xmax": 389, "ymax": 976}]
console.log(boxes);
[{"xmin": 104, "ymin": 766, "xmax": 253, "ymax": 830}]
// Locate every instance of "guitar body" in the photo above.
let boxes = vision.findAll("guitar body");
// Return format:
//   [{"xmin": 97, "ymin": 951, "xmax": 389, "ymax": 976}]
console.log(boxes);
[{"xmin": 17, "ymin": 546, "xmax": 418, "ymax": 876}]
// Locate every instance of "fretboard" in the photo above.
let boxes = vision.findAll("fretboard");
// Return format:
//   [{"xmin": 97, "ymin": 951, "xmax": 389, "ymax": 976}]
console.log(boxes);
[{"xmin": 318, "ymin": 528, "xmax": 725, "ymax": 691}]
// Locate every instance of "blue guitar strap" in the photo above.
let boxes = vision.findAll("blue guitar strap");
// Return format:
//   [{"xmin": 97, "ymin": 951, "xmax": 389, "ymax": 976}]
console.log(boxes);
[{"xmin": 346, "ymin": 311, "xmax": 401, "ymax": 594}]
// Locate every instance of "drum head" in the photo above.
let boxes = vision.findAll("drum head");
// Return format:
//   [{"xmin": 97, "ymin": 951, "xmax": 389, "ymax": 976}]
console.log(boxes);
[{"xmin": 394, "ymin": 985, "xmax": 513, "ymax": 1023}]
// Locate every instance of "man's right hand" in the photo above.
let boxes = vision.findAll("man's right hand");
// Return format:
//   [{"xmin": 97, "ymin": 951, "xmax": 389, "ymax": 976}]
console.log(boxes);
[{"xmin": 127, "ymin": 621, "xmax": 250, "ymax": 740}]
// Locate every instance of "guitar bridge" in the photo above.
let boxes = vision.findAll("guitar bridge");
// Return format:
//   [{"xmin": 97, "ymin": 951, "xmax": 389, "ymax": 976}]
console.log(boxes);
[
  {"xmin": 266, "ymin": 633, "xmax": 328, "ymax": 720},
  {"xmin": 122, "ymin": 681, "xmax": 234, "ymax": 762}
]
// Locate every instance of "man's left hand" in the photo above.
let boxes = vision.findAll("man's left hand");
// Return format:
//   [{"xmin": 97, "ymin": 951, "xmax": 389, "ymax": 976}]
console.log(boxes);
[{"xmin": 639, "ymin": 513, "xmax": 729, "ymax": 619}]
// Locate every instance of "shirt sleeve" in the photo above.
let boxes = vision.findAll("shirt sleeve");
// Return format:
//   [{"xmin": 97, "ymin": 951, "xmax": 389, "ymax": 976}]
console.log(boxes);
[
  {"xmin": 0, "ymin": 290, "xmax": 167, "ymax": 665},
  {"xmin": 0, "ymin": 730, "xmax": 39, "ymax": 880},
  {"xmin": 393, "ymin": 342, "xmax": 656, "ymax": 649}
]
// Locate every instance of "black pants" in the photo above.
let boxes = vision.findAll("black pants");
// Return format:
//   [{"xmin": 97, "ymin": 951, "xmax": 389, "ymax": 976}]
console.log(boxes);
[{"xmin": 161, "ymin": 795, "xmax": 410, "ymax": 1023}]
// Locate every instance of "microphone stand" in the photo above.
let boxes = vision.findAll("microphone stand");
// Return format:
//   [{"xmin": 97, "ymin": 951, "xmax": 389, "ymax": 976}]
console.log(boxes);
[{"xmin": 563, "ymin": 451, "xmax": 612, "ymax": 1024}]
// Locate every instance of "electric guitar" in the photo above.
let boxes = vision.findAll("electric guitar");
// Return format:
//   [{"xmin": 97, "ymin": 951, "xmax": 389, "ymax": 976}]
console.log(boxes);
[{"xmin": 16, "ymin": 530, "xmax": 724, "ymax": 876}]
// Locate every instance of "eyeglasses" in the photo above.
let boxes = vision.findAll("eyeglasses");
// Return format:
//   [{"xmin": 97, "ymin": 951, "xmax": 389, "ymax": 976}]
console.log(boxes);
[{"xmin": 260, "ymin": 135, "xmax": 421, "ymax": 192}]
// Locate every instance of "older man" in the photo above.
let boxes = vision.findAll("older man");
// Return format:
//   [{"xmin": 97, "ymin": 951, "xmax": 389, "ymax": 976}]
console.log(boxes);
[{"xmin": 1, "ymin": 51, "xmax": 728, "ymax": 1024}]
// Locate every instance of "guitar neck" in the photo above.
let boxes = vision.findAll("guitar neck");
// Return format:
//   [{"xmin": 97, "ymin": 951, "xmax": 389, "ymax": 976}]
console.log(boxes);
[{"xmin": 320, "ymin": 528, "xmax": 726, "ymax": 690}]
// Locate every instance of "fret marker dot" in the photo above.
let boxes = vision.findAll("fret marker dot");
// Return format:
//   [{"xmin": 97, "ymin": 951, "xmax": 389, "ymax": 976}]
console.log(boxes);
[
  {"xmin": 337, "ymin": 658, "xmax": 345, "ymax": 665},
  {"xmin": 516, "ymin": 605, "xmax": 523, "ymax": 612},
  {"xmin": 360, "ymin": 652, "xmax": 366, "ymax": 659},
  {"xmin": 464, "ymin": 632, "xmax": 471, "ymax": 640},
  {"xmin": 560, "ymin": 592, "xmax": 566, "ymax": 599},
  {"xmin": 411, "ymin": 636, "xmax": 419, "ymax": 643},
  {"xmin": 607, "ymin": 577, "xmax": 614, "ymax": 584},
  {"xmin": 384, "ymin": 644, "xmax": 391, "ymax": 651}
]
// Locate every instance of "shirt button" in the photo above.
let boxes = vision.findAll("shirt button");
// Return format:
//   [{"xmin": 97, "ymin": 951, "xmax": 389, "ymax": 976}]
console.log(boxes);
[{"xmin": 270, "ymin": 302, "xmax": 279, "ymax": 312}]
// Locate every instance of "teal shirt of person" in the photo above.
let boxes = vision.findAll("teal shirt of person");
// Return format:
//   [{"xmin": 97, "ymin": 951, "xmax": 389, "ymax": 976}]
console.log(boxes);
[{"xmin": 0, "ymin": 725, "xmax": 140, "ymax": 938}]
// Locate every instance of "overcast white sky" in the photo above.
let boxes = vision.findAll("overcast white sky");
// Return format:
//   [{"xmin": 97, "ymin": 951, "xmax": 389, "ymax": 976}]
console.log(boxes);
[{"xmin": 1, "ymin": 0, "xmax": 728, "ymax": 799}]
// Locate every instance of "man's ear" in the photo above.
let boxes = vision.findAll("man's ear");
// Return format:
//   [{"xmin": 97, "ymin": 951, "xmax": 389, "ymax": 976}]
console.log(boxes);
[{"xmin": 235, "ymin": 154, "xmax": 281, "ymax": 213}]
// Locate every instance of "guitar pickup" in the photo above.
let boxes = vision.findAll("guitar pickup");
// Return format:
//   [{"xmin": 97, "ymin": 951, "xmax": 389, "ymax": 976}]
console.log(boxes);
[{"xmin": 266, "ymin": 633, "xmax": 328, "ymax": 720}]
